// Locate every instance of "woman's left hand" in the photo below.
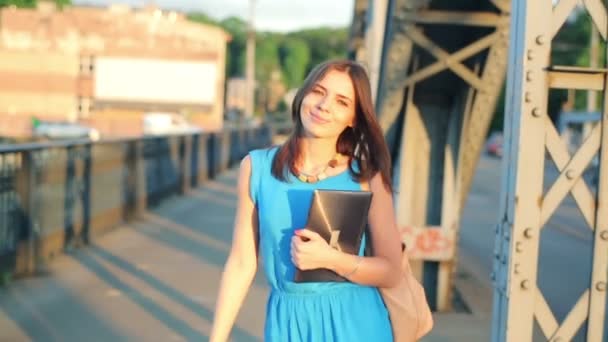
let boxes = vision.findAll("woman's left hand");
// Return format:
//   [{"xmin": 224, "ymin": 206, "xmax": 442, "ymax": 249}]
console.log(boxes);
[{"xmin": 291, "ymin": 229, "xmax": 338, "ymax": 270}]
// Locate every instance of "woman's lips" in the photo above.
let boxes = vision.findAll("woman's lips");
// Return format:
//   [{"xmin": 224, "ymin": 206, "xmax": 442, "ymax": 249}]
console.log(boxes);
[{"xmin": 309, "ymin": 111, "xmax": 330, "ymax": 124}]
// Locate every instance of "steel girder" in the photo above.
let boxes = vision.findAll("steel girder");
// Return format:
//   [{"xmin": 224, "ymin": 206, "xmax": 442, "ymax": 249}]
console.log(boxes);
[
  {"xmin": 492, "ymin": 0, "xmax": 608, "ymax": 340},
  {"xmin": 363, "ymin": 0, "xmax": 511, "ymax": 311}
]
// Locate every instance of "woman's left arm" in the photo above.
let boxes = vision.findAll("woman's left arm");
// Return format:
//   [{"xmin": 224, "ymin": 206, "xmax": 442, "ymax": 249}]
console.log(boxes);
[
  {"xmin": 330, "ymin": 172, "xmax": 402, "ymax": 287},
  {"xmin": 291, "ymin": 172, "xmax": 403, "ymax": 288}
]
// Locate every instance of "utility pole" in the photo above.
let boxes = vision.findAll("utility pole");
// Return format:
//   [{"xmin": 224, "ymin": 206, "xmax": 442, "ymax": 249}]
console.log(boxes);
[{"xmin": 245, "ymin": 0, "xmax": 256, "ymax": 118}]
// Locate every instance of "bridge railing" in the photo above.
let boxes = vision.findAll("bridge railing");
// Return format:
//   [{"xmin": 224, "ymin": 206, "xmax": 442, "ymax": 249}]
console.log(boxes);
[{"xmin": 0, "ymin": 125, "xmax": 272, "ymax": 282}]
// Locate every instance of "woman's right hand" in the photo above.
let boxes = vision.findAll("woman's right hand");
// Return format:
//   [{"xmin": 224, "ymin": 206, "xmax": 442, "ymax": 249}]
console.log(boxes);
[{"xmin": 291, "ymin": 228, "xmax": 339, "ymax": 271}]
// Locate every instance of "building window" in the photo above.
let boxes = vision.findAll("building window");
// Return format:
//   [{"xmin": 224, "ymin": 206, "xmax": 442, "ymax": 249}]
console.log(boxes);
[
  {"xmin": 80, "ymin": 56, "xmax": 95, "ymax": 75},
  {"xmin": 78, "ymin": 97, "xmax": 92, "ymax": 117}
]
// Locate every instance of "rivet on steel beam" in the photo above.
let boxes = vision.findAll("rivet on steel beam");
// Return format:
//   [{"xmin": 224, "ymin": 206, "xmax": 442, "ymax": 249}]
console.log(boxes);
[
  {"xmin": 532, "ymin": 108, "xmax": 541, "ymax": 117},
  {"xmin": 600, "ymin": 230, "xmax": 608, "ymax": 240},
  {"xmin": 516, "ymin": 242, "xmax": 523, "ymax": 253},
  {"xmin": 526, "ymin": 71, "xmax": 533, "ymax": 81},
  {"xmin": 527, "ymin": 50, "xmax": 534, "ymax": 61},
  {"xmin": 536, "ymin": 35, "xmax": 546, "ymax": 45},
  {"xmin": 514, "ymin": 263, "xmax": 520, "ymax": 275},
  {"xmin": 521, "ymin": 280, "xmax": 530, "ymax": 290},
  {"xmin": 524, "ymin": 228, "xmax": 533, "ymax": 239},
  {"xmin": 565, "ymin": 169, "xmax": 575, "ymax": 180},
  {"xmin": 597, "ymin": 282, "xmax": 606, "ymax": 292},
  {"xmin": 490, "ymin": 272, "xmax": 496, "ymax": 281},
  {"xmin": 525, "ymin": 92, "xmax": 532, "ymax": 102}
]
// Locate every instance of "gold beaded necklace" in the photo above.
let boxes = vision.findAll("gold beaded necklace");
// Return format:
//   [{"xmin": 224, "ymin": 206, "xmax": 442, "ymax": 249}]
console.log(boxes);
[{"xmin": 295, "ymin": 154, "xmax": 340, "ymax": 183}]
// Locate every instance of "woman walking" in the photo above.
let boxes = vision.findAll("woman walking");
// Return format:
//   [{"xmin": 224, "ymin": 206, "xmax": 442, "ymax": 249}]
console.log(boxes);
[{"xmin": 210, "ymin": 59, "xmax": 403, "ymax": 342}]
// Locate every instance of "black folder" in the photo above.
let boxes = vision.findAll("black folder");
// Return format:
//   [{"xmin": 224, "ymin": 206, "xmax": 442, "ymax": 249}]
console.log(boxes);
[{"xmin": 294, "ymin": 189, "xmax": 373, "ymax": 283}]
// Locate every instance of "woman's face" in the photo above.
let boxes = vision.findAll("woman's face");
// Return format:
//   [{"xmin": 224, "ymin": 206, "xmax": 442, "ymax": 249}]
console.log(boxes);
[{"xmin": 300, "ymin": 69, "xmax": 356, "ymax": 139}]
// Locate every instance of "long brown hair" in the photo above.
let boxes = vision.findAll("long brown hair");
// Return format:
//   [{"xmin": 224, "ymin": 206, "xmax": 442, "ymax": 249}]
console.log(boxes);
[{"xmin": 271, "ymin": 59, "xmax": 393, "ymax": 192}]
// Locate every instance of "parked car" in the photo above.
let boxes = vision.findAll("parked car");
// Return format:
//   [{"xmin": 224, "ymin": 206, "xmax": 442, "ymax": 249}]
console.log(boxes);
[
  {"xmin": 32, "ymin": 119, "xmax": 100, "ymax": 141},
  {"xmin": 142, "ymin": 112, "xmax": 202, "ymax": 136},
  {"xmin": 486, "ymin": 131, "xmax": 503, "ymax": 157}
]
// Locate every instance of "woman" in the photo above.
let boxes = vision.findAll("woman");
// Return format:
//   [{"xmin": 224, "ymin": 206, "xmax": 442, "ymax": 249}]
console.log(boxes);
[{"xmin": 210, "ymin": 60, "xmax": 403, "ymax": 341}]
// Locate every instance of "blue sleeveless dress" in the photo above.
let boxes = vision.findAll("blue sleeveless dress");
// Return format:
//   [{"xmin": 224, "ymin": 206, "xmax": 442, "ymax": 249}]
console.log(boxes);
[{"xmin": 248, "ymin": 147, "xmax": 393, "ymax": 342}]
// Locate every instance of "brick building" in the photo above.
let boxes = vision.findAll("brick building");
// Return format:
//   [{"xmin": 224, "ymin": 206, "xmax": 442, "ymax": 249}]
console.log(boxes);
[{"xmin": 0, "ymin": 2, "xmax": 229, "ymax": 138}]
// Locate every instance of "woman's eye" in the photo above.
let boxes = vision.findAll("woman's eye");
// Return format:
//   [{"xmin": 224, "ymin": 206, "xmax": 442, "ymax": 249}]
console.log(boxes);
[
  {"xmin": 312, "ymin": 88, "xmax": 323, "ymax": 94},
  {"xmin": 338, "ymin": 100, "xmax": 348, "ymax": 106}
]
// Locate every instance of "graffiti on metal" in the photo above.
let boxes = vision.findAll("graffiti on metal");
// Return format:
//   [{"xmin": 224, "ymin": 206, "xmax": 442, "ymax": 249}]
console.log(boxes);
[{"xmin": 400, "ymin": 226, "xmax": 455, "ymax": 261}]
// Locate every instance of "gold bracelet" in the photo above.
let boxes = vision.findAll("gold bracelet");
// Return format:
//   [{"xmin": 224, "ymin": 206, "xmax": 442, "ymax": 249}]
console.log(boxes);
[{"xmin": 342, "ymin": 256, "xmax": 363, "ymax": 279}]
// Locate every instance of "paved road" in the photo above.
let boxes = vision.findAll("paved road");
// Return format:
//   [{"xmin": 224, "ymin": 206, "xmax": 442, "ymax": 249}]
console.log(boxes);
[{"xmin": 459, "ymin": 154, "xmax": 607, "ymax": 341}]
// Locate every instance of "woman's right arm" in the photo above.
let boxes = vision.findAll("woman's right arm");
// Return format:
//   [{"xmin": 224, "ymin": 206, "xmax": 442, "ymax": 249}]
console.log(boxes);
[{"xmin": 209, "ymin": 155, "xmax": 259, "ymax": 342}]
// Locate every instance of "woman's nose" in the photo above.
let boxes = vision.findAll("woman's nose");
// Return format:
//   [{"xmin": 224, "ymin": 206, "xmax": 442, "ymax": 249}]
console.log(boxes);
[{"xmin": 316, "ymin": 96, "xmax": 330, "ymax": 111}]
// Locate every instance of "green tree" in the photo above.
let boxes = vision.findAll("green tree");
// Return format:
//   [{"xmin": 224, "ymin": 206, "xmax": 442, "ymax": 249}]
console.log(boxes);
[
  {"xmin": 0, "ymin": 0, "xmax": 71, "ymax": 8},
  {"xmin": 570, "ymin": 15, "xmax": 606, "ymax": 111},
  {"xmin": 55, "ymin": 0, "xmax": 68, "ymax": 8},
  {"xmin": 0, "ymin": 0, "xmax": 36, "ymax": 7},
  {"xmin": 551, "ymin": 11, "xmax": 600, "ymax": 119},
  {"xmin": 279, "ymin": 38, "xmax": 310, "ymax": 89},
  {"xmin": 186, "ymin": 12, "xmax": 350, "ymax": 115},
  {"xmin": 220, "ymin": 17, "xmax": 248, "ymax": 77},
  {"xmin": 186, "ymin": 12, "xmax": 218, "ymax": 26},
  {"xmin": 492, "ymin": 10, "xmax": 594, "ymax": 132},
  {"xmin": 187, "ymin": 15, "xmax": 248, "ymax": 78},
  {"xmin": 552, "ymin": 11, "xmax": 591, "ymax": 114},
  {"xmin": 254, "ymin": 35, "xmax": 285, "ymax": 115},
  {"xmin": 288, "ymin": 27, "xmax": 348, "ymax": 73},
  {"xmin": 255, "ymin": 34, "xmax": 281, "ymax": 83}
]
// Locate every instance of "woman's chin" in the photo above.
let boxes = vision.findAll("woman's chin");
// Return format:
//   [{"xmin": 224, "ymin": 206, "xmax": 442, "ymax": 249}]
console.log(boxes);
[
  {"xmin": 302, "ymin": 122, "xmax": 342, "ymax": 139},
  {"xmin": 303, "ymin": 130, "xmax": 337, "ymax": 139}
]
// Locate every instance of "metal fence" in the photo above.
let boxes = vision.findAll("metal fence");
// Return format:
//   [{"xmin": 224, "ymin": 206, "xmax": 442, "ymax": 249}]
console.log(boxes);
[{"xmin": 0, "ymin": 126, "xmax": 271, "ymax": 280}]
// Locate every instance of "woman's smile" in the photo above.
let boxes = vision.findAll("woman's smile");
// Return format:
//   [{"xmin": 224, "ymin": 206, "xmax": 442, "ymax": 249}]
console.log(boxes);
[{"xmin": 309, "ymin": 110, "xmax": 330, "ymax": 125}]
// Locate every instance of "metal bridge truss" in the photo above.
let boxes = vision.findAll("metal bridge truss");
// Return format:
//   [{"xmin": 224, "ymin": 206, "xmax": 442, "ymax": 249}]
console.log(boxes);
[
  {"xmin": 350, "ymin": 0, "xmax": 511, "ymax": 312},
  {"xmin": 492, "ymin": 0, "xmax": 607, "ymax": 340}
]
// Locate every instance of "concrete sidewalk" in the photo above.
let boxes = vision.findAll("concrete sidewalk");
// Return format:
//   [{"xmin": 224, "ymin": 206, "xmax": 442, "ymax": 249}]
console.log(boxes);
[
  {"xmin": 422, "ymin": 251, "xmax": 494, "ymax": 342},
  {"xmin": 0, "ymin": 167, "xmax": 493, "ymax": 341}
]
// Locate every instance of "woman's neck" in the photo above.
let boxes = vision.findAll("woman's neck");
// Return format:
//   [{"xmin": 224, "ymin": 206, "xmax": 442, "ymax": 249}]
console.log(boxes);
[{"xmin": 297, "ymin": 136, "xmax": 339, "ymax": 170}]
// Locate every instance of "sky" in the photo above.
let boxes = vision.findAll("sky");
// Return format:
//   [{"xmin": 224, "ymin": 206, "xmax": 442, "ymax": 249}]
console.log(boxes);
[{"xmin": 72, "ymin": 0, "xmax": 356, "ymax": 32}]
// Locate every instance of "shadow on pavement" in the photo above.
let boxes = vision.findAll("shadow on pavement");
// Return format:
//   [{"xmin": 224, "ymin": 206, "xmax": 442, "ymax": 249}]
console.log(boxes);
[
  {"xmin": 72, "ymin": 250, "xmax": 207, "ymax": 340},
  {"xmin": 83, "ymin": 246, "xmax": 259, "ymax": 342},
  {"xmin": 0, "ymin": 277, "xmax": 127, "ymax": 342}
]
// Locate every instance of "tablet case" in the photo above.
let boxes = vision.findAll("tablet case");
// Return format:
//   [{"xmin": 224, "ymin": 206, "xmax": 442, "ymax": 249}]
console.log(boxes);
[{"xmin": 294, "ymin": 189, "xmax": 373, "ymax": 282}]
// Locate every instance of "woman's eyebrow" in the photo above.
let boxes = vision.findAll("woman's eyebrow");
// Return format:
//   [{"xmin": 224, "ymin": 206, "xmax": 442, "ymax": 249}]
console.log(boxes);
[
  {"xmin": 314, "ymin": 83, "xmax": 353, "ymax": 103},
  {"xmin": 336, "ymin": 93, "xmax": 353, "ymax": 103}
]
